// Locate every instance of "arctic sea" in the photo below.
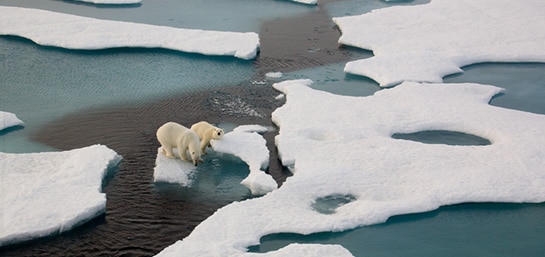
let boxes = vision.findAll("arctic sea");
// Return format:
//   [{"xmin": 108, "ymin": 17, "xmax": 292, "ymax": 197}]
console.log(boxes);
[{"xmin": 1, "ymin": 0, "xmax": 544, "ymax": 256}]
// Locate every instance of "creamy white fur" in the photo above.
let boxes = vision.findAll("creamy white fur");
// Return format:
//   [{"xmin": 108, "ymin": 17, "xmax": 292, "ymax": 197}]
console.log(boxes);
[
  {"xmin": 191, "ymin": 121, "xmax": 224, "ymax": 154},
  {"xmin": 157, "ymin": 122, "xmax": 203, "ymax": 166}
]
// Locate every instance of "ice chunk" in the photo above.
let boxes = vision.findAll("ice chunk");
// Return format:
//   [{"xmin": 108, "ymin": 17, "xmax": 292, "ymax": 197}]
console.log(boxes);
[
  {"xmin": 153, "ymin": 148, "xmax": 198, "ymax": 187},
  {"xmin": 211, "ymin": 126, "xmax": 277, "ymax": 195},
  {"xmin": 333, "ymin": 0, "xmax": 545, "ymax": 87},
  {"xmin": 0, "ymin": 145, "xmax": 121, "ymax": 246},
  {"xmin": 155, "ymin": 79, "xmax": 545, "ymax": 256},
  {"xmin": 0, "ymin": 7, "xmax": 259, "ymax": 60},
  {"xmin": 0, "ymin": 111, "xmax": 23, "ymax": 131},
  {"xmin": 72, "ymin": 0, "xmax": 141, "ymax": 4},
  {"xmin": 266, "ymin": 72, "xmax": 283, "ymax": 79}
]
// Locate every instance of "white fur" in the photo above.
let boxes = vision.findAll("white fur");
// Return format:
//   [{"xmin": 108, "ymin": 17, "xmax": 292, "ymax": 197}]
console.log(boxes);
[
  {"xmin": 156, "ymin": 122, "xmax": 203, "ymax": 166},
  {"xmin": 190, "ymin": 121, "xmax": 224, "ymax": 154}
]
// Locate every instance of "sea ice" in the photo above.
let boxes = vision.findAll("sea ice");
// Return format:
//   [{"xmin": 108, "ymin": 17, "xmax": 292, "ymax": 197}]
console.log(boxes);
[
  {"xmin": 72, "ymin": 0, "xmax": 141, "ymax": 4},
  {"xmin": 0, "ymin": 6, "xmax": 259, "ymax": 60},
  {"xmin": 211, "ymin": 126, "xmax": 276, "ymax": 195},
  {"xmin": 153, "ymin": 148, "xmax": 198, "ymax": 187},
  {"xmin": 0, "ymin": 144, "xmax": 121, "ymax": 246},
  {"xmin": 155, "ymin": 79, "xmax": 545, "ymax": 256},
  {"xmin": 333, "ymin": 0, "xmax": 545, "ymax": 87},
  {"xmin": 0, "ymin": 111, "xmax": 23, "ymax": 131}
]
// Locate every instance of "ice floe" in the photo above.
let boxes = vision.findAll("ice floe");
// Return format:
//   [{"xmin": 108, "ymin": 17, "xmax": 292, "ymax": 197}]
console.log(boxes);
[
  {"xmin": 155, "ymin": 79, "xmax": 545, "ymax": 256},
  {"xmin": 0, "ymin": 111, "xmax": 23, "ymax": 132},
  {"xmin": 0, "ymin": 144, "xmax": 121, "ymax": 246},
  {"xmin": 0, "ymin": 6, "xmax": 259, "ymax": 60},
  {"xmin": 333, "ymin": 0, "xmax": 545, "ymax": 87},
  {"xmin": 154, "ymin": 125, "xmax": 276, "ymax": 195},
  {"xmin": 153, "ymin": 148, "xmax": 198, "ymax": 187},
  {"xmin": 73, "ymin": 0, "xmax": 141, "ymax": 4},
  {"xmin": 211, "ymin": 126, "xmax": 276, "ymax": 195}
]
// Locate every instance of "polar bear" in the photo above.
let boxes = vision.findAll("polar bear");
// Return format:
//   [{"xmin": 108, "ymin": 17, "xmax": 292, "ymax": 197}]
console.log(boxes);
[
  {"xmin": 190, "ymin": 121, "xmax": 224, "ymax": 154},
  {"xmin": 156, "ymin": 122, "xmax": 203, "ymax": 166}
]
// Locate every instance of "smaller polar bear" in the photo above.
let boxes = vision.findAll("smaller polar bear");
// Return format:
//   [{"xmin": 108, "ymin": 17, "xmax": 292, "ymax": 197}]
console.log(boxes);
[
  {"xmin": 156, "ymin": 122, "xmax": 203, "ymax": 166},
  {"xmin": 191, "ymin": 121, "xmax": 224, "ymax": 154}
]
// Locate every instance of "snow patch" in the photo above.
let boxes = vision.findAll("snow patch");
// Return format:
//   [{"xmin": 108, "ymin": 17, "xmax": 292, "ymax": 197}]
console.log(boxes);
[
  {"xmin": 0, "ymin": 6, "xmax": 259, "ymax": 60},
  {"xmin": 333, "ymin": 0, "xmax": 545, "ymax": 87},
  {"xmin": 0, "ymin": 145, "xmax": 121, "ymax": 246}
]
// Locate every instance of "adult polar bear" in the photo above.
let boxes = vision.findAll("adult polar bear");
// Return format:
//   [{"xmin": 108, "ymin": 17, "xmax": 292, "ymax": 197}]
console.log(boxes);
[
  {"xmin": 191, "ymin": 121, "xmax": 224, "ymax": 154},
  {"xmin": 157, "ymin": 122, "xmax": 203, "ymax": 166}
]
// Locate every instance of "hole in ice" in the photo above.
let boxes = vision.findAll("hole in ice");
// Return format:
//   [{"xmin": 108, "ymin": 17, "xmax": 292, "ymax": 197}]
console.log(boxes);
[
  {"xmin": 312, "ymin": 194, "xmax": 357, "ymax": 215},
  {"xmin": 392, "ymin": 130, "xmax": 491, "ymax": 146}
]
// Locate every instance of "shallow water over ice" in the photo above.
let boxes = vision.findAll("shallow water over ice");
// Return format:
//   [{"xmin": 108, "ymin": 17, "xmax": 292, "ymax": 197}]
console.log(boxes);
[{"xmin": 250, "ymin": 202, "xmax": 545, "ymax": 256}]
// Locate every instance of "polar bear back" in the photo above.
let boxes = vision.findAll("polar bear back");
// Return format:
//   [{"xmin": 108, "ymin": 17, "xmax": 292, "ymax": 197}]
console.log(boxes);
[
  {"xmin": 157, "ymin": 122, "xmax": 189, "ymax": 147},
  {"xmin": 191, "ymin": 121, "xmax": 224, "ymax": 140},
  {"xmin": 157, "ymin": 122, "xmax": 201, "ymax": 153}
]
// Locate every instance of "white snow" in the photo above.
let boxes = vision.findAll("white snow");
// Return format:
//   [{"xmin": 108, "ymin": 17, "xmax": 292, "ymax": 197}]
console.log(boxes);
[
  {"xmin": 72, "ymin": 0, "xmax": 141, "ymax": 4},
  {"xmin": 155, "ymin": 79, "xmax": 545, "ymax": 256},
  {"xmin": 211, "ymin": 126, "xmax": 277, "ymax": 195},
  {"xmin": 0, "ymin": 111, "xmax": 23, "ymax": 131},
  {"xmin": 333, "ymin": 0, "xmax": 545, "ymax": 87},
  {"xmin": 0, "ymin": 6, "xmax": 259, "ymax": 60},
  {"xmin": 153, "ymin": 148, "xmax": 197, "ymax": 187},
  {"xmin": 153, "ymin": 125, "xmax": 277, "ymax": 195},
  {"xmin": 265, "ymin": 72, "xmax": 283, "ymax": 79},
  {"xmin": 0, "ymin": 144, "xmax": 121, "ymax": 246}
]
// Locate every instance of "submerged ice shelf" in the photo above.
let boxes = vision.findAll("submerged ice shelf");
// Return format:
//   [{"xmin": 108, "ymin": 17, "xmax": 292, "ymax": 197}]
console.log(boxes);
[{"xmin": 0, "ymin": 6, "xmax": 259, "ymax": 60}]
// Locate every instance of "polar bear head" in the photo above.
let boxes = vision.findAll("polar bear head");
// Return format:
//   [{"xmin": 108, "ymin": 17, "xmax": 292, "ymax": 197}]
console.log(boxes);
[{"xmin": 212, "ymin": 127, "xmax": 225, "ymax": 139}]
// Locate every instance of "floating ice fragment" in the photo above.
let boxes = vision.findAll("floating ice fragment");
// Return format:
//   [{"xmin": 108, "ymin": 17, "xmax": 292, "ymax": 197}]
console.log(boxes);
[
  {"xmin": 0, "ymin": 7, "xmax": 260, "ymax": 60},
  {"xmin": 211, "ymin": 127, "xmax": 276, "ymax": 195},
  {"xmin": 0, "ymin": 145, "xmax": 121, "ymax": 246},
  {"xmin": 153, "ymin": 148, "xmax": 197, "ymax": 187},
  {"xmin": 0, "ymin": 111, "xmax": 24, "ymax": 132},
  {"xmin": 266, "ymin": 72, "xmax": 283, "ymax": 79},
  {"xmin": 333, "ymin": 0, "xmax": 545, "ymax": 87},
  {"xmin": 72, "ymin": 0, "xmax": 141, "ymax": 4}
]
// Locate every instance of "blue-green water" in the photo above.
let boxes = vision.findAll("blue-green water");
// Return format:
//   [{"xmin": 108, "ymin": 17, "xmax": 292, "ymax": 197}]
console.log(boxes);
[{"xmin": 1, "ymin": 0, "xmax": 545, "ymax": 256}]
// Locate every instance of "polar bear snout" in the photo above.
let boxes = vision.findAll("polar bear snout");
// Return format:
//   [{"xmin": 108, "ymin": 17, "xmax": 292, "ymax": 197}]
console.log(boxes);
[{"xmin": 214, "ymin": 128, "xmax": 225, "ymax": 139}]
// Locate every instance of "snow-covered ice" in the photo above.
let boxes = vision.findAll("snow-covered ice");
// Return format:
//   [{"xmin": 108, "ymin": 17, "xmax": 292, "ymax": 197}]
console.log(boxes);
[
  {"xmin": 265, "ymin": 72, "xmax": 283, "ymax": 79},
  {"xmin": 212, "ymin": 125, "xmax": 276, "ymax": 195},
  {"xmin": 155, "ymin": 79, "xmax": 545, "ymax": 256},
  {"xmin": 153, "ymin": 148, "xmax": 198, "ymax": 187},
  {"xmin": 0, "ymin": 111, "xmax": 23, "ymax": 131},
  {"xmin": 153, "ymin": 125, "xmax": 276, "ymax": 195},
  {"xmin": 72, "ymin": 0, "xmax": 141, "ymax": 4},
  {"xmin": 0, "ymin": 144, "xmax": 121, "ymax": 246},
  {"xmin": 0, "ymin": 6, "xmax": 259, "ymax": 60},
  {"xmin": 333, "ymin": 0, "xmax": 545, "ymax": 87}
]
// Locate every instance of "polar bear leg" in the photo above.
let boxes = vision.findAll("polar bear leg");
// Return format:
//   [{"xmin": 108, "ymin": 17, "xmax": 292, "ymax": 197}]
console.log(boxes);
[
  {"xmin": 162, "ymin": 146, "xmax": 176, "ymax": 159},
  {"xmin": 178, "ymin": 144, "xmax": 190, "ymax": 162},
  {"xmin": 200, "ymin": 138, "xmax": 210, "ymax": 155}
]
